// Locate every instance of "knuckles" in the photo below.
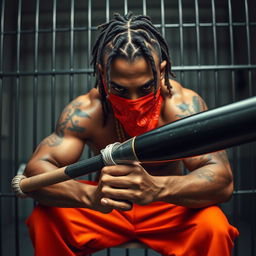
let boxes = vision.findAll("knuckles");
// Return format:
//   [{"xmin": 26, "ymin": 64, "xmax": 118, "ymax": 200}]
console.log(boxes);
[{"xmin": 101, "ymin": 166, "xmax": 110, "ymax": 174}]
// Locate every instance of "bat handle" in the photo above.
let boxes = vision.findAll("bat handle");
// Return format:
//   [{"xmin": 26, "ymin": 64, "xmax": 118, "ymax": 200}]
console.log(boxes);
[
  {"xmin": 11, "ymin": 143, "xmax": 122, "ymax": 198},
  {"xmin": 11, "ymin": 174, "xmax": 28, "ymax": 198}
]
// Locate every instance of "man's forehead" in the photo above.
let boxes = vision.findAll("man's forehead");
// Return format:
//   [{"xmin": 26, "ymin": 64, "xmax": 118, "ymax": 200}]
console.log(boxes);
[{"xmin": 102, "ymin": 53, "xmax": 160, "ymax": 72}]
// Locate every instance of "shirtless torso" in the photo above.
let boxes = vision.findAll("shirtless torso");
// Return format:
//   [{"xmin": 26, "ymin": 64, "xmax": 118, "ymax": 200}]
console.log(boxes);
[{"xmin": 23, "ymin": 50, "xmax": 233, "ymax": 214}]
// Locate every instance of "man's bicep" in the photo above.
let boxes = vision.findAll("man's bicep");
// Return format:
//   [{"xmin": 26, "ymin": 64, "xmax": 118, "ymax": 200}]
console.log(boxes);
[
  {"xmin": 35, "ymin": 96, "xmax": 91, "ymax": 165},
  {"xmin": 30, "ymin": 133, "xmax": 84, "ymax": 170}
]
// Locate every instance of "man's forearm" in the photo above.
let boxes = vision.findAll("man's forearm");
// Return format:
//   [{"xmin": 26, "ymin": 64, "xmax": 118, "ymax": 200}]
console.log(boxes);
[
  {"xmin": 157, "ymin": 166, "xmax": 233, "ymax": 208},
  {"xmin": 24, "ymin": 160, "xmax": 94, "ymax": 208},
  {"xmin": 27, "ymin": 180, "xmax": 94, "ymax": 208}
]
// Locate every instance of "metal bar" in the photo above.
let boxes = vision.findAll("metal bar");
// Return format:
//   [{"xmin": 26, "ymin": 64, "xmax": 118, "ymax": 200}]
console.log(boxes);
[
  {"xmin": 51, "ymin": 0, "xmax": 57, "ymax": 131},
  {"xmin": 178, "ymin": 0, "xmax": 184, "ymax": 83},
  {"xmin": 0, "ymin": 194, "xmax": 19, "ymax": 197},
  {"xmin": 160, "ymin": 0, "xmax": 165, "ymax": 38},
  {"xmin": 4, "ymin": 189, "xmax": 256, "ymax": 199},
  {"xmin": 87, "ymin": 0, "xmax": 93, "ymax": 182},
  {"xmin": 244, "ymin": 1, "xmax": 255, "ymax": 255},
  {"xmin": 106, "ymin": 0, "xmax": 110, "ymax": 22},
  {"xmin": 124, "ymin": 0, "xmax": 128, "ymax": 15},
  {"xmin": 2, "ymin": 21, "xmax": 256, "ymax": 36},
  {"xmin": 211, "ymin": 0, "xmax": 219, "ymax": 106},
  {"xmin": 14, "ymin": 1, "xmax": 22, "ymax": 255},
  {"xmin": 0, "ymin": 62, "xmax": 2, "ymax": 256},
  {"xmin": 1, "ymin": 64, "xmax": 256, "ymax": 78},
  {"xmin": 228, "ymin": 1, "xmax": 239, "ymax": 255},
  {"xmin": 87, "ymin": 0, "xmax": 91, "ymax": 93},
  {"xmin": 0, "ymin": 61, "xmax": 2, "ymax": 256},
  {"xmin": 0, "ymin": 1, "xmax": 5, "ymax": 254},
  {"xmin": 33, "ymin": 0, "xmax": 39, "ymax": 150},
  {"xmin": 69, "ymin": 0, "xmax": 75, "ymax": 100},
  {"xmin": 233, "ymin": 190, "xmax": 256, "ymax": 195},
  {"xmin": 194, "ymin": 0, "xmax": 200, "ymax": 92},
  {"xmin": 142, "ymin": 0, "xmax": 147, "ymax": 16},
  {"xmin": 0, "ymin": 0, "xmax": 4, "ymax": 74},
  {"xmin": 244, "ymin": 0, "xmax": 252, "ymax": 96}
]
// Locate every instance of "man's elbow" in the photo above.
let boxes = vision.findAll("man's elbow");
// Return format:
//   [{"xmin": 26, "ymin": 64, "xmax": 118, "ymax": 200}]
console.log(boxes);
[{"xmin": 220, "ymin": 176, "xmax": 234, "ymax": 203}]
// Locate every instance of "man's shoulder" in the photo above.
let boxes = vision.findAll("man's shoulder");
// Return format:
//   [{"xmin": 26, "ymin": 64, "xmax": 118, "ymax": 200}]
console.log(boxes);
[
  {"xmin": 66, "ymin": 88, "xmax": 103, "ymax": 116},
  {"xmin": 74, "ymin": 88, "xmax": 101, "ymax": 106},
  {"xmin": 56, "ymin": 88, "xmax": 104, "ymax": 138},
  {"xmin": 161, "ymin": 80, "xmax": 207, "ymax": 122},
  {"xmin": 169, "ymin": 79, "xmax": 200, "ymax": 100}
]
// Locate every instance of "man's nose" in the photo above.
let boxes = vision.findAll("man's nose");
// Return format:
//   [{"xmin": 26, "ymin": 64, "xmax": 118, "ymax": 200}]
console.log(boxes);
[{"xmin": 128, "ymin": 93, "xmax": 139, "ymax": 100}]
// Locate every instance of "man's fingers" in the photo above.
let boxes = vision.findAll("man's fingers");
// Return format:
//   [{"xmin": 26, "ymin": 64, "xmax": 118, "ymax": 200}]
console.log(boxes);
[
  {"xmin": 101, "ymin": 198, "xmax": 133, "ymax": 211},
  {"xmin": 101, "ymin": 163, "xmax": 140, "ymax": 176},
  {"xmin": 101, "ymin": 174, "xmax": 133, "ymax": 188}
]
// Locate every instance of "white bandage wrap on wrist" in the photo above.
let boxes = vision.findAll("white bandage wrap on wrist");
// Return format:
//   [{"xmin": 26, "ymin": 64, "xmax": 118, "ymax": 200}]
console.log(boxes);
[{"xmin": 11, "ymin": 174, "xmax": 28, "ymax": 198}]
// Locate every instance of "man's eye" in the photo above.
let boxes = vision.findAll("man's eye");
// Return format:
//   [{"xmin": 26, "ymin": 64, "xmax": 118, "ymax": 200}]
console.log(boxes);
[
  {"xmin": 141, "ymin": 84, "xmax": 153, "ymax": 91},
  {"xmin": 112, "ymin": 85, "xmax": 126, "ymax": 94}
]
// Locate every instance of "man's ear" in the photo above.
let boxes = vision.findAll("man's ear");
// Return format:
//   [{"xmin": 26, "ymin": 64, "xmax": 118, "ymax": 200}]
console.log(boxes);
[{"xmin": 160, "ymin": 60, "xmax": 167, "ymax": 79}]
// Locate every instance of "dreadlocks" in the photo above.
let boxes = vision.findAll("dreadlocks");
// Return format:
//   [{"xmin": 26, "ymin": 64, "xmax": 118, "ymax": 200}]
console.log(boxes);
[{"xmin": 91, "ymin": 12, "xmax": 175, "ymax": 122}]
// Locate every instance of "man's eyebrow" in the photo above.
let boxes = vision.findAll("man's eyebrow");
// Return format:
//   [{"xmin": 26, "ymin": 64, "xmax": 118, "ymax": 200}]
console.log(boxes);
[{"xmin": 110, "ymin": 79, "xmax": 154, "ymax": 88}]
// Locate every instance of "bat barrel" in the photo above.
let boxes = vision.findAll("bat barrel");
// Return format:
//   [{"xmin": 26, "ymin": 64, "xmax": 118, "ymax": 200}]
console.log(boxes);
[{"xmin": 133, "ymin": 96, "xmax": 256, "ymax": 162}]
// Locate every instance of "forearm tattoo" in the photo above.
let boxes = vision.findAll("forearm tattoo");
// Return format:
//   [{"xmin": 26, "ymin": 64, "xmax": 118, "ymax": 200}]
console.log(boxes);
[
  {"xmin": 41, "ymin": 100, "xmax": 91, "ymax": 147},
  {"xmin": 176, "ymin": 95, "xmax": 205, "ymax": 118}
]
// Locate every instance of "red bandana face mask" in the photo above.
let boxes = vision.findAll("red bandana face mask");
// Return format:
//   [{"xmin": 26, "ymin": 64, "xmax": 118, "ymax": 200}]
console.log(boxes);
[{"xmin": 107, "ymin": 87, "xmax": 163, "ymax": 137}]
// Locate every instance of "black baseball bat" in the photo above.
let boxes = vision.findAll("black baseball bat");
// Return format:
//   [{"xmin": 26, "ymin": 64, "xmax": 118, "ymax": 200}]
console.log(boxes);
[{"xmin": 12, "ymin": 96, "xmax": 256, "ymax": 195}]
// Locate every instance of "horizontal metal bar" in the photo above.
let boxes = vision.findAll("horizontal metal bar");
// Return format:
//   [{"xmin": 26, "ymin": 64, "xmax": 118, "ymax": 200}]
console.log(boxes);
[
  {"xmin": 0, "ymin": 69, "xmax": 94, "ymax": 77},
  {"xmin": 2, "ymin": 22, "xmax": 256, "ymax": 36},
  {"xmin": 233, "ymin": 190, "xmax": 256, "ymax": 195},
  {"xmin": 0, "ymin": 65, "xmax": 256, "ymax": 77},
  {"xmin": 0, "ymin": 193, "xmax": 17, "ymax": 197},
  {"xmin": 2, "ymin": 189, "xmax": 256, "ymax": 198},
  {"xmin": 172, "ymin": 65, "xmax": 256, "ymax": 71}
]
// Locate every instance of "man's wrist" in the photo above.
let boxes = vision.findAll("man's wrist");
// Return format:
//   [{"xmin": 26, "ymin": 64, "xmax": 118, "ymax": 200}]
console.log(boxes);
[{"xmin": 155, "ymin": 175, "xmax": 182, "ymax": 203}]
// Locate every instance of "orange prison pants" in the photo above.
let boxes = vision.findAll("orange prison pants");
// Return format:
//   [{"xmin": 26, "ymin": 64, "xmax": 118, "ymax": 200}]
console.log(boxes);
[{"xmin": 26, "ymin": 184, "xmax": 239, "ymax": 256}]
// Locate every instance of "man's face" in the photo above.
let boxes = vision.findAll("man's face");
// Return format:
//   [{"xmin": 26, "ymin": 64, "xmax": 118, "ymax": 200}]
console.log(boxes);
[{"xmin": 101, "ymin": 52, "xmax": 166, "ymax": 100}]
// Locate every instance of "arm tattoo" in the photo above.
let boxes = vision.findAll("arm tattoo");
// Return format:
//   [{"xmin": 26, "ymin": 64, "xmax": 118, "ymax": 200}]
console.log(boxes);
[
  {"xmin": 41, "ymin": 100, "xmax": 91, "ymax": 147},
  {"xmin": 194, "ymin": 169, "xmax": 215, "ymax": 182},
  {"xmin": 217, "ymin": 151, "xmax": 230, "ymax": 166},
  {"xmin": 186, "ymin": 154, "xmax": 213, "ymax": 165},
  {"xmin": 176, "ymin": 96, "xmax": 204, "ymax": 118},
  {"xmin": 41, "ymin": 133, "xmax": 64, "ymax": 147},
  {"xmin": 56, "ymin": 100, "xmax": 91, "ymax": 136}
]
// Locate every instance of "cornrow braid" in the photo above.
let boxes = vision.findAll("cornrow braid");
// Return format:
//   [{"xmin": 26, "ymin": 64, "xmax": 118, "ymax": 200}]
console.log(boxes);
[{"xmin": 91, "ymin": 12, "xmax": 175, "ymax": 124}]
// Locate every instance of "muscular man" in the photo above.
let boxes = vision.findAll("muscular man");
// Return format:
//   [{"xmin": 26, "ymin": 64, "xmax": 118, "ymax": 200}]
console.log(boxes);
[{"xmin": 25, "ymin": 13, "xmax": 238, "ymax": 255}]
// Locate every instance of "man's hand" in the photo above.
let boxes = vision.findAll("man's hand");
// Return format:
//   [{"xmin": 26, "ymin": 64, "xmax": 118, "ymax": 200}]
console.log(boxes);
[
  {"xmin": 86, "ymin": 184, "xmax": 114, "ymax": 214},
  {"xmin": 98, "ymin": 163, "xmax": 164, "ymax": 211}
]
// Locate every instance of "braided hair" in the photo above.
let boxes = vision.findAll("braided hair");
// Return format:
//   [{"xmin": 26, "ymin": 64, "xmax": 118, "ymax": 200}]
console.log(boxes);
[{"xmin": 91, "ymin": 12, "xmax": 175, "ymax": 123}]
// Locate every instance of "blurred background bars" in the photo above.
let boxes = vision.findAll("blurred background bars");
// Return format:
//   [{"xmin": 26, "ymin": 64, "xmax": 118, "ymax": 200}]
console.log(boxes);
[{"xmin": 0, "ymin": 0, "xmax": 255, "ymax": 255}]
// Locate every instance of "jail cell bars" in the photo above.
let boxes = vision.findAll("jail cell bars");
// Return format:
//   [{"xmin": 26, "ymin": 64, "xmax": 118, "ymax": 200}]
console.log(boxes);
[{"xmin": 0, "ymin": 0, "xmax": 255, "ymax": 255}]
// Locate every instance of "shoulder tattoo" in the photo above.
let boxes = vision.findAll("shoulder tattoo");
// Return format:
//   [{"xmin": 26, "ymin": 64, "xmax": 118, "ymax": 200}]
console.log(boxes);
[
  {"xmin": 41, "ymin": 100, "xmax": 91, "ymax": 147},
  {"xmin": 176, "ymin": 95, "xmax": 205, "ymax": 119},
  {"xmin": 57, "ymin": 100, "xmax": 91, "ymax": 136}
]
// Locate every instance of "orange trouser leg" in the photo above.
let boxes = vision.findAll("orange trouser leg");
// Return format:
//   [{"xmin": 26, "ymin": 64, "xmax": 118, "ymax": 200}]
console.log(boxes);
[
  {"xmin": 27, "ymin": 203, "xmax": 239, "ymax": 256},
  {"xmin": 26, "ymin": 205, "xmax": 135, "ymax": 256},
  {"xmin": 133, "ymin": 203, "xmax": 239, "ymax": 256}
]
